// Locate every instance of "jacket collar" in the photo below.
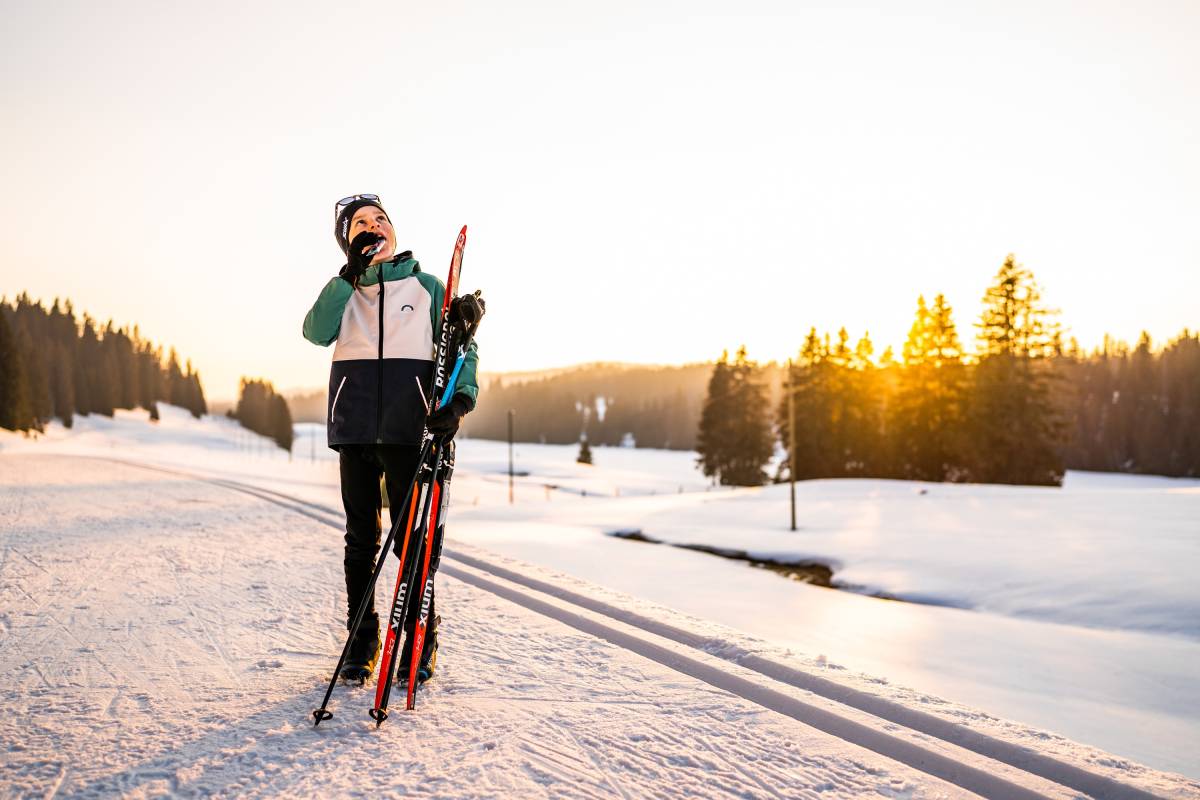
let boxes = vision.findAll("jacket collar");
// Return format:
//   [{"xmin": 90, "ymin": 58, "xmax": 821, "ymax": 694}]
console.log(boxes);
[{"xmin": 364, "ymin": 250, "xmax": 419, "ymax": 285}]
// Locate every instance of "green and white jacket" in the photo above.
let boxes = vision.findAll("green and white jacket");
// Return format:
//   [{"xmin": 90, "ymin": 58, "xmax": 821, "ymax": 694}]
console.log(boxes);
[{"xmin": 302, "ymin": 251, "xmax": 479, "ymax": 449}]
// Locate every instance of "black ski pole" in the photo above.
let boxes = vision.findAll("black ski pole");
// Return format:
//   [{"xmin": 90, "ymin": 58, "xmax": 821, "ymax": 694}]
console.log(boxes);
[
  {"xmin": 370, "ymin": 442, "xmax": 449, "ymax": 724},
  {"xmin": 312, "ymin": 435, "xmax": 433, "ymax": 726}
]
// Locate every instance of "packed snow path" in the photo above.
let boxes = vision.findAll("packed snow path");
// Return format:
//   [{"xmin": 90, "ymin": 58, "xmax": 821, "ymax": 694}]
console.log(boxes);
[
  {"xmin": 3, "ymin": 454, "xmax": 964, "ymax": 799},
  {"xmin": 4, "ymin": 452, "xmax": 1194, "ymax": 799}
]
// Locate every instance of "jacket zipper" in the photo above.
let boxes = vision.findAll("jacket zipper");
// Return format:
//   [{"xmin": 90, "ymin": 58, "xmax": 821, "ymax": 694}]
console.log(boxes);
[
  {"xmin": 376, "ymin": 262, "xmax": 385, "ymax": 443},
  {"xmin": 330, "ymin": 376, "xmax": 347, "ymax": 423}
]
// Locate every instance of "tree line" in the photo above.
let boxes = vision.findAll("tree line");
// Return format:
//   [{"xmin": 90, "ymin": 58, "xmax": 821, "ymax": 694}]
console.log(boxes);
[
  {"xmin": 0, "ymin": 294, "xmax": 207, "ymax": 431},
  {"xmin": 462, "ymin": 255, "xmax": 1196, "ymax": 484},
  {"xmin": 697, "ymin": 255, "xmax": 1198, "ymax": 486},
  {"xmin": 230, "ymin": 378, "xmax": 294, "ymax": 452},
  {"xmin": 465, "ymin": 363, "xmax": 713, "ymax": 449},
  {"xmin": 1061, "ymin": 331, "xmax": 1198, "ymax": 477}
]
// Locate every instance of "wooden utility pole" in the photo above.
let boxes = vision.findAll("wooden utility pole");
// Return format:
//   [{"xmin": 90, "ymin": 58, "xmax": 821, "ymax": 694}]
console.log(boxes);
[
  {"xmin": 788, "ymin": 358, "xmax": 797, "ymax": 531},
  {"xmin": 507, "ymin": 409, "xmax": 515, "ymax": 504}
]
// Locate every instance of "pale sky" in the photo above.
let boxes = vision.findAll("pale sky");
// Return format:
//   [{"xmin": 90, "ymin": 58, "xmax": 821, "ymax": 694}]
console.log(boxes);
[{"xmin": 2, "ymin": 0, "xmax": 1197, "ymax": 401}]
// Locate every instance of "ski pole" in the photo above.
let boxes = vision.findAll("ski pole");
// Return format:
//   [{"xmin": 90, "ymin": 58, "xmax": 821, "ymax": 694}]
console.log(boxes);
[
  {"xmin": 371, "ymin": 467, "xmax": 424, "ymax": 714},
  {"xmin": 371, "ymin": 444, "xmax": 449, "ymax": 724},
  {"xmin": 312, "ymin": 435, "xmax": 433, "ymax": 726},
  {"xmin": 405, "ymin": 441, "xmax": 454, "ymax": 710}
]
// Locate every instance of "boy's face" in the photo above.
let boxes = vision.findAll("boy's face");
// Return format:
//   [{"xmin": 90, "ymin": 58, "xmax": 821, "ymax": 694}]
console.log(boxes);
[{"xmin": 349, "ymin": 205, "xmax": 397, "ymax": 264}]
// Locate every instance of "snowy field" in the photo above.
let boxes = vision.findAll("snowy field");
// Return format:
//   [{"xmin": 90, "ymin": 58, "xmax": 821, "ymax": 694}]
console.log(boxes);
[
  {"xmin": 446, "ymin": 442, "xmax": 1200, "ymax": 781},
  {"xmin": 2, "ymin": 407, "xmax": 1198, "ymax": 799}
]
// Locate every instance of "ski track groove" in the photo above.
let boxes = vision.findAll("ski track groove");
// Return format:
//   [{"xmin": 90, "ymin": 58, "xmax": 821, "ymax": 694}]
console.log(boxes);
[
  {"xmin": 5, "ymin": 453, "xmax": 1182, "ymax": 799},
  {"xmin": 443, "ymin": 561, "xmax": 1051, "ymax": 800},
  {"xmin": 94, "ymin": 455, "xmax": 1177, "ymax": 799},
  {"xmin": 442, "ymin": 553, "xmax": 1172, "ymax": 800}
]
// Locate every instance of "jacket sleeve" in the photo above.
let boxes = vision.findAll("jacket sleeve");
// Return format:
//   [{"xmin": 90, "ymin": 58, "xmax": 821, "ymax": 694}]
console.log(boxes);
[
  {"xmin": 302, "ymin": 276, "xmax": 353, "ymax": 347},
  {"xmin": 456, "ymin": 339, "xmax": 481, "ymax": 408},
  {"xmin": 427, "ymin": 276, "xmax": 481, "ymax": 407}
]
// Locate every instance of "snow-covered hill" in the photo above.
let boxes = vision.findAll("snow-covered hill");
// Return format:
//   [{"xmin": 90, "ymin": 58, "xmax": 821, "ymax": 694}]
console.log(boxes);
[{"xmin": 2, "ymin": 408, "xmax": 1198, "ymax": 798}]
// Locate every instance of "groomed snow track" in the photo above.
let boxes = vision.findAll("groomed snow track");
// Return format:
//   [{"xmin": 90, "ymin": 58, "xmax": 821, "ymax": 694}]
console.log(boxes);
[{"xmin": 99, "ymin": 456, "xmax": 1167, "ymax": 800}]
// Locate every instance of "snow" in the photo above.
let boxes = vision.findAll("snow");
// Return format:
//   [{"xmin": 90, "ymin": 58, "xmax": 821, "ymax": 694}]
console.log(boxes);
[
  {"xmin": 2, "ymin": 407, "xmax": 1198, "ymax": 798},
  {"xmin": 452, "ymin": 439, "xmax": 1200, "ymax": 639},
  {"xmin": 444, "ymin": 439, "xmax": 1200, "ymax": 780}
]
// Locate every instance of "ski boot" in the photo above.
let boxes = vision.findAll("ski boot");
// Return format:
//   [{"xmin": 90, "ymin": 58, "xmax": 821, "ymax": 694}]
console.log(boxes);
[
  {"xmin": 340, "ymin": 616, "xmax": 380, "ymax": 685},
  {"xmin": 398, "ymin": 615, "xmax": 439, "ymax": 686}
]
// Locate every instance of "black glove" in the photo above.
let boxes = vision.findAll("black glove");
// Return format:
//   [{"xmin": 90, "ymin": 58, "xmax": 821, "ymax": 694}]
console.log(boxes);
[
  {"xmin": 339, "ymin": 231, "xmax": 386, "ymax": 287},
  {"xmin": 448, "ymin": 292, "xmax": 486, "ymax": 329},
  {"xmin": 426, "ymin": 394, "xmax": 472, "ymax": 439}
]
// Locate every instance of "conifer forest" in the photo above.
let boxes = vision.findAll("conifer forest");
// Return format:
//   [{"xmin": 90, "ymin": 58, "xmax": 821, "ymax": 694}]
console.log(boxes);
[
  {"xmin": 229, "ymin": 378, "xmax": 294, "ymax": 453},
  {"xmin": 0, "ymin": 294, "xmax": 207, "ymax": 430},
  {"xmin": 467, "ymin": 256, "xmax": 1198, "ymax": 485}
]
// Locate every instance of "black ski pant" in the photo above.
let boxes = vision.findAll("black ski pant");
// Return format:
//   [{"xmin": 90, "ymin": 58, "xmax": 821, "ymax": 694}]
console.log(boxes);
[{"xmin": 339, "ymin": 443, "xmax": 436, "ymax": 645}]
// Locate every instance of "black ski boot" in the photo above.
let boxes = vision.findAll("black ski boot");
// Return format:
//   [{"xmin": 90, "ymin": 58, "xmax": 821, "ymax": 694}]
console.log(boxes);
[
  {"xmin": 398, "ymin": 615, "xmax": 439, "ymax": 686},
  {"xmin": 418, "ymin": 618, "xmax": 439, "ymax": 685},
  {"xmin": 340, "ymin": 615, "xmax": 380, "ymax": 685}
]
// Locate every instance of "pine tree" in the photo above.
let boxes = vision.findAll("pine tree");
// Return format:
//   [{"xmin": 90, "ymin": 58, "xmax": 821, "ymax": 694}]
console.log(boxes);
[
  {"xmin": 805, "ymin": 328, "xmax": 884, "ymax": 477},
  {"xmin": 271, "ymin": 393, "xmax": 294, "ymax": 451},
  {"xmin": 184, "ymin": 360, "xmax": 207, "ymax": 418},
  {"xmin": 74, "ymin": 316, "xmax": 99, "ymax": 416},
  {"xmin": 971, "ymin": 255, "xmax": 1065, "ymax": 485},
  {"xmin": 893, "ymin": 294, "xmax": 968, "ymax": 480},
  {"xmin": 697, "ymin": 350, "xmax": 733, "ymax": 483},
  {"xmin": 195, "ymin": 370, "xmax": 207, "ymax": 416},
  {"xmin": 15, "ymin": 297, "xmax": 53, "ymax": 428},
  {"xmin": 927, "ymin": 294, "xmax": 962, "ymax": 365},
  {"xmin": 139, "ymin": 343, "xmax": 163, "ymax": 412},
  {"xmin": 52, "ymin": 342, "xmax": 75, "ymax": 428},
  {"xmin": 0, "ymin": 308, "xmax": 30, "ymax": 431},
  {"xmin": 14, "ymin": 325, "xmax": 47, "ymax": 431},
  {"xmin": 166, "ymin": 349, "xmax": 186, "ymax": 409},
  {"xmin": 1159, "ymin": 331, "xmax": 1199, "ymax": 476},
  {"xmin": 234, "ymin": 377, "xmax": 294, "ymax": 452},
  {"xmin": 576, "ymin": 436, "xmax": 593, "ymax": 465},
  {"xmin": 847, "ymin": 331, "xmax": 885, "ymax": 475},
  {"xmin": 1127, "ymin": 332, "xmax": 1165, "ymax": 472},
  {"xmin": 94, "ymin": 328, "xmax": 118, "ymax": 417},
  {"xmin": 778, "ymin": 329, "xmax": 835, "ymax": 479},
  {"xmin": 49, "ymin": 301, "xmax": 77, "ymax": 426},
  {"xmin": 976, "ymin": 255, "xmax": 1060, "ymax": 359},
  {"xmin": 902, "ymin": 296, "xmax": 932, "ymax": 366},
  {"xmin": 725, "ymin": 346, "xmax": 774, "ymax": 485},
  {"xmin": 697, "ymin": 347, "xmax": 773, "ymax": 485}
]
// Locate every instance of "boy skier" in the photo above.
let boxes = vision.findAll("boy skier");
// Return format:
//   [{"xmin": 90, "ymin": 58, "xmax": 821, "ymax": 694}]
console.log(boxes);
[{"xmin": 302, "ymin": 194, "xmax": 479, "ymax": 683}]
